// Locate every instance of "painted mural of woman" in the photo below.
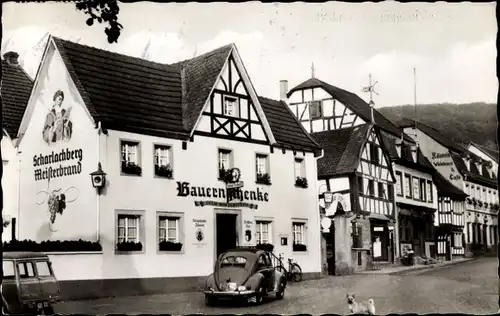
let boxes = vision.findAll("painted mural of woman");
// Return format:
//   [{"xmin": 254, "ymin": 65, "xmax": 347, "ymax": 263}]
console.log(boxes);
[{"xmin": 42, "ymin": 90, "xmax": 73, "ymax": 145}]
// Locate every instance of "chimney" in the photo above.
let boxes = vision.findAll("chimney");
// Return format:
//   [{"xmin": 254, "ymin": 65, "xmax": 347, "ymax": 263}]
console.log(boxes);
[
  {"xmin": 3, "ymin": 51, "xmax": 19, "ymax": 66},
  {"xmin": 280, "ymin": 80, "xmax": 288, "ymax": 102}
]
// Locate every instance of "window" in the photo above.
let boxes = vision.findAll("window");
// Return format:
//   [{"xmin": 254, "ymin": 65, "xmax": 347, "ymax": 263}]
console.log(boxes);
[
  {"xmin": 378, "ymin": 182, "xmax": 385, "ymax": 198},
  {"xmin": 158, "ymin": 216, "xmax": 179, "ymax": 243},
  {"xmin": 117, "ymin": 214, "xmax": 140, "ymax": 243},
  {"xmin": 419, "ymin": 179, "xmax": 426, "ymax": 201},
  {"xmin": 404, "ymin": 174, "xmax": 412, "ymax": 198},
  {"xmin": 476, "ymin": 186, "xmax": 480, "ymax": 199},
  {"xmin": 3, "ymin": 261, "xmax": 15, "ymax": 279},
  {"xmin": 358, "ymin": 176, "xmax": 364, "ymax": 195},
  {"xmin": 427, "ymin": 180, "xmax": 433, "ymax": 202},
  {"xmin": 17, "ymin": 262, "xmax": 35, "ymax": 278},
  {"xmin": 309, "ymin": 100, "xmax": 323, "ymax": 119},
  {"xmin": 294, "ymin": 158, "xmax": 305, "ymax": 178},
  {"xmin": 223, "ymin": 96, "xmax": 238, "ymax": 117},
  {"xmin": 121, "ymin": 141, "xmax": 139, "ymax": 164},
  {"xmin": 154, "ymin": 145, "xmax": 173, "ymax": 178},
  {"xmin": 292, "ymin": 222, "xmax": 305, "ymax": 245},
  {"xmin": 352, "ymin": 222, "xmax": 363, "ymax": 248},
  {"xmin": 256, "ymin": 154, "xmax": 270, "ymax": 183},
  {"xmin": 255, "ymin": 221, "xmax": 272, "ymax": 244},
  {"xmin": 395, "ymin": 171, "xmax": 403, "ymax": 196},
  {"xmin": 412, "ymin": 177, "xmax": 420, "ymax": 200},
  {"xmin": 368, "ymin": 180, "xmax": 375, "ymax": 197},
  {"xmin": 121, "ymin": 140, "xmax": 141, "ymax": 175},
  {"xmin": 388, "ymin": 183, "xmax": 394, "ymax": 201},
  {"xmin": 370, "ymin": 144, "xmax": 380, "ymax": 165},
  {"xmin": 218, "ymin": 149, "xmax": 233, "ymax": 178},
  {"xmin": 35, "ymin": 261, "xmax": 52, "ymax": 276}
]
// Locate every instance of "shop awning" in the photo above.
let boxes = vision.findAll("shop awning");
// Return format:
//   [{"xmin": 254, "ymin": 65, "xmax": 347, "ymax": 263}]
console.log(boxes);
[{"xmin": 397, "ymin": 206, "xmax": 431, "ymax": 220}]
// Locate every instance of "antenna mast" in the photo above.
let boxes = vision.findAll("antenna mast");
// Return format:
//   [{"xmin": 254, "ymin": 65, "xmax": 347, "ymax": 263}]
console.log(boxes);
[
  {"xmin": 413, "ymin": 67, "xmax": 417, "ymax": 135},
  {"xmin": 361, "ymin": 74, "xmax": 379, "ymax": 122}
]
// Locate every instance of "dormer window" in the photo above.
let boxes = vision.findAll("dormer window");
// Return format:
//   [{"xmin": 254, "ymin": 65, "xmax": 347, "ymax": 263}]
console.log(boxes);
[
  {"xmin": 309, "ymin": 100, "xmax": 323, "ymax": 119},
  {"xmin": 395, "ymin": 138, "xmax": 402, "ymax": 157},
  {"xmin": 463, "ymin": 156, "xmax": 471, "ymax": 171},
  {"xmin": 223, "ymin": 96, "xmax": 238, "ymax": 117},
  {"xmin": 475, "ymin": 161, "xmax": 482, "ymax": 175},
  {"xmin": 410, "ymin": 145, "xmax": 417, "ymax": 162}
]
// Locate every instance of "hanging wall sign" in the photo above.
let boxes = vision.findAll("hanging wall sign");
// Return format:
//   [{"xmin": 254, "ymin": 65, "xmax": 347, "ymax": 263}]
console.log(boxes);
[{"xmin": 193, "ymin": 218, "xmax": 207, "ymax": 247}]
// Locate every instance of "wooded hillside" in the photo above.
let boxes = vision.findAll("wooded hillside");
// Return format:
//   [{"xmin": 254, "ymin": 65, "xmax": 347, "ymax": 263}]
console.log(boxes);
[{"xmin": 378, "ymin": 102, "xmax": 498, "ymax": 152}]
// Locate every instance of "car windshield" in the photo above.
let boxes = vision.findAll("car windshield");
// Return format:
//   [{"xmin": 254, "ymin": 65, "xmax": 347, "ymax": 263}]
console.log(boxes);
[
  {"xmin": 220, "ymin": 255, "xmax": 248, "ymax": 268},
  {"xmin": 3, "ymin": 261, "xmax": 15, "ymax": 279}
]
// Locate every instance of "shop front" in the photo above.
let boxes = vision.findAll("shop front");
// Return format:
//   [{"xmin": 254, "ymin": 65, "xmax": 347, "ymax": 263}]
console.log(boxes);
[{"xmin": 398, "ymin": 205, "xmax": 436, "ymax": 259}]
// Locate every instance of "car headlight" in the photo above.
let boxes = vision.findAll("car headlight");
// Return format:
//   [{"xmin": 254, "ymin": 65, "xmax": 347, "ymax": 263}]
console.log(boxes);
[{"xmin": 238, "ymin": 286, "xmax": 246, "ymax": 291}]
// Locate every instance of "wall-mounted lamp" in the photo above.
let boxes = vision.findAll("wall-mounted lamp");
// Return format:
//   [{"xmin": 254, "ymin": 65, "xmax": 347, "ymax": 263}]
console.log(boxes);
[{"xmin": 90, "ymin": 162, "xmax": 107, "ymax": 195}]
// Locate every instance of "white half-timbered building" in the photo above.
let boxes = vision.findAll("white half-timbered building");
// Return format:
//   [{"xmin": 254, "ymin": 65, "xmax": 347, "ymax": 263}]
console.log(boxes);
[{"xmin": 11, "ymin": 36, "xmax": 323, "ymax": 300}]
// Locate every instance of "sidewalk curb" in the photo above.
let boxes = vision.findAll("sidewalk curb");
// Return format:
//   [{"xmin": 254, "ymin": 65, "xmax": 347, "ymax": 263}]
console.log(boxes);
[{"xmin": 388, "ymin": 258, "xmax": 477, "ymax": 276}]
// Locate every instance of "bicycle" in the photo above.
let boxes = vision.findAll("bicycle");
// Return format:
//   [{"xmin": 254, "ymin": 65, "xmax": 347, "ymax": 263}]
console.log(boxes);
[{"xmin": 277, "ymin": 254, "xmax": 303, "ymax": 282}]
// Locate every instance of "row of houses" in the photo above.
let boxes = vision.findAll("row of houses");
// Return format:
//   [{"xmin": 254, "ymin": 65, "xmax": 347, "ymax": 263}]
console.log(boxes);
[{"xmin": 1, "ymin": 37, "xmax": 498, "ymax": 299}]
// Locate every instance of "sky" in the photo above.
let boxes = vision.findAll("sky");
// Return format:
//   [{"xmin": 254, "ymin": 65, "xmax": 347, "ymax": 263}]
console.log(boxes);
[{"xmin": 2, "ymin": 2, "xmax": 497, "ymax": 107}]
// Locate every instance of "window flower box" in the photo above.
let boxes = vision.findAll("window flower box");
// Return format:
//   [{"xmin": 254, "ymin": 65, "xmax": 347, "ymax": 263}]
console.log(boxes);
[
  {"xmin": 478, "ymin": 200, "xmax": 483, "ymax": 207},
  {"xmin": 293, "ymin": 243, "xmax": 307, "ymax": 252},
  {"xmin": 159, "ymin": 241, "xmax": 183, "ymax": 251},
  {"xmin": 256, "ymin": 243, "xmax": 274, "ymax": 252},
  {"xmin": 218, "ymin": 168, "xmax": 228, "ymax": 181},
  {"xmin": 466, "ymin": 197, "xmax": 472, "ymax": 205},
  {"xmin": 122, "ymin": 161, "xmax": 142, "ymax": 176},
  {"xmin": 472, "ymin": 198, "xmax": 477, "ymax": 206},
  {"xmin": 116, "ymin": 241, "xmax": 143, "ymax": 252},
  {"xmin": 3, "ymin": 239, "xmax": 102, "ymax": 252},
  {"xmin": 256, "ymin": 173, "xmax": 271, "ymax": 185},
  {"xmin": 155, "ymin": 164, "xmax": 173, "ymax": 179},
  {"xmin": 295, "ymin": 177, "xmax": 308, "ymax": 188}
]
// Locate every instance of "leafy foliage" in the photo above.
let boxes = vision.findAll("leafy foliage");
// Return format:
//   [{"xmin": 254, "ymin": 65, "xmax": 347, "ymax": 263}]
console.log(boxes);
[
  {"xmin": 378, "ymin": 102, "xmax": 498, "ymax": 152},
  {"xmin": 76, "ymin": 0, "xmax": 123, "ymax": 43}
]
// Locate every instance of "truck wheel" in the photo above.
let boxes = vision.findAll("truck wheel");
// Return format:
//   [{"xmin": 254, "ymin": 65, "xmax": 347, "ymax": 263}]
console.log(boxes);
[
  {"xmin": 205, "ymin": 295, "xmax": 217, "ymax": 306},
  {"xmin": 44, "ymin": 306, "xmax": 55, "ymax": 315},
  {"xmin": 276, "ymin": 282, "xmax": 285, "ymax": 300}
]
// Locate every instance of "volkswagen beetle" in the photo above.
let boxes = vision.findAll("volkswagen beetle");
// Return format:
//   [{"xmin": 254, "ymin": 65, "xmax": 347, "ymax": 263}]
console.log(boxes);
[{"xmin": 204, "ymin": 247, "xmax": 287, "ymax": 305}]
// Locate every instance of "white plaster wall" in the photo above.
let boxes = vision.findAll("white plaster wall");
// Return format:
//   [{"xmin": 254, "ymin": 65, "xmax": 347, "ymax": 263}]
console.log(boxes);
[{"xmin": 1, "ymin": 133, "xmax": 18, "ymax": 241}]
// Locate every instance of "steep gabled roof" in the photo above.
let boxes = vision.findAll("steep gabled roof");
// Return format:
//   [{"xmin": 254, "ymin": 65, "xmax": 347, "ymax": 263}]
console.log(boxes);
[
  {"xmin": 287, "ymin": 77, "xmax": 413, "ymax": 142},
  {"xmin": 1, "ymin": 59, "xmax": 33, "ymax": 137},
  {"xmin": 258, "ymin": 96, "xmax": 321, "ymax": 153},
  {"xmin": 469, "ymin": 142, "xmax": 499, "ymax": 163},
  {"xmin": 53, "ymin": 37, "xmax": 189, "ymax": 139},
  {"xmin": 433, "ymin": 171, "xmax": 467, "ymax": 200},
  {"xmin": 311, "ymin": 123, "xmax": 372, "ymax": 178},
  {"xmin": 170, "ymin": 44, "xmax": 233, "ymax": 132},
  {"xmin": 27, "ymin": 37, "xmax": 311, "ymax": 151},
  {"xmin": 380, "ymin": 130, "xmax": 435, "ymax": 173},
  {"xmin": 450, "ymin": 152, "xmax": 497, "ymax": 188}
]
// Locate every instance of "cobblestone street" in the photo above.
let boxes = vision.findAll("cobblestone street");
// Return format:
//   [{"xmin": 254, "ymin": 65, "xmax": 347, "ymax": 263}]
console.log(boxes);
[{"xmin": 54, "ymin": 257, "xmax": 498, "ymax": 315}]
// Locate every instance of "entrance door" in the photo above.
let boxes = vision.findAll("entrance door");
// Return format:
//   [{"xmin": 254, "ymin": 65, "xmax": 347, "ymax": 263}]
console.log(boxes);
[
  {"xmin": 372, "ymin": 225, "xmax": 389, "ymax": 262},
  {"xmin": 216, "ymin": 213, "xmax": 238, "ymax": 257},
  {"xmin": 323, "ymin": 221, "xmax": 335, "ymax": 275}
]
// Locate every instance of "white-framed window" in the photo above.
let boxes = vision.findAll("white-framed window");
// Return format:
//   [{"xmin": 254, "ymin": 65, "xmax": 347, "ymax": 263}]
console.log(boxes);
[
  {"xmin": 117, "ymin": 214, "xmax": 140, "ymax": 243},
  {"xmin": 404, "ymin": 174, "xmax": 412, "ymax": 198},
  {"xmin": 218, "ymin": 148, "xmax": 233, "ymax": 171},
  {"xmin": 121, "ymin": 141, "xmax": 139, "ymax": 165},
  {"xmin": 419, "ymin": 179, "xmax": 426, "ymax": 201},
  {"xmin": 412, "ymin": 177, "xmax": 420, "ymax": 200},
  {"xmin": 154, "ymin": 145, "xmax": 171, "ymax": 167},
  {"xmin": 158, "ymin": 216, "xmax": 179, "ymax": 243},
  {"xmin": 292, "ymin": 222, "xmax": 306, "ymax": 245},
  {"xmin": 35, "ymin": 261, "xmax": 52, "ymax": 277},
  {"xmin": 294, "ymin": 158, "xmax": 305, "ymax": 178},
  {"xmin": 426, "ymin": 180, "xmax": 433, "ymax": 202},
  {"xmin": 255, "ymin": 221, "xmax": 272, "ymax": 244},
  {"xmin": 256, "ymin": 154, "xmax": 268, "ymax": 175},
  {"xmin": 395, "ymin": 171, "xmax": 403, "ymax": 196},
  {"xmin": 223, "ymin": 96, "xmax": 238, "ymax": 117}
]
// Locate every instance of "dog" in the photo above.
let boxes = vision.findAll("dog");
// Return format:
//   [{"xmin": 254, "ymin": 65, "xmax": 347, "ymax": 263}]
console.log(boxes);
[{"xmin": 346, "ymin": 293, "xmax": 376, "ymax": 315}]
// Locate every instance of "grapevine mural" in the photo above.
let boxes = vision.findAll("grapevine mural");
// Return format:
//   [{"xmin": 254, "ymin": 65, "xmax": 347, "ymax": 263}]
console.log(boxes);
[
  {"xmin": 42, "ymin": 90, "xmax": 73, "ymax": 145},
  {"xmin": 36, "ymin": 180, "xmax": 79, "ymax": 232}
]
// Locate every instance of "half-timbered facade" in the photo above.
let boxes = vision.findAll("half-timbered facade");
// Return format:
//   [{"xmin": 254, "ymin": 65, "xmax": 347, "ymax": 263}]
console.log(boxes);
[
  {"xmin": 12, "ymin": 36, "xmax": 323, "ymax": 300},
  {"xmin": 311, "ymin": 122, "xmax": 396, "ymax": 274},
  {"xmin": 1, "ymin": 51, "xmax": 33, "ymax": 242},
  {"xmin": 402, "ymin": 122, "xmax": 497, "ymax": 258}
]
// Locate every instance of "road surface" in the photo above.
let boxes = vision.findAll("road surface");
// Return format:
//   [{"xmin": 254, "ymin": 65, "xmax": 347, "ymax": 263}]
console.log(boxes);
[{"xmin": 54, "ymin": 257, "xmax": 498, "ymax": 315}]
